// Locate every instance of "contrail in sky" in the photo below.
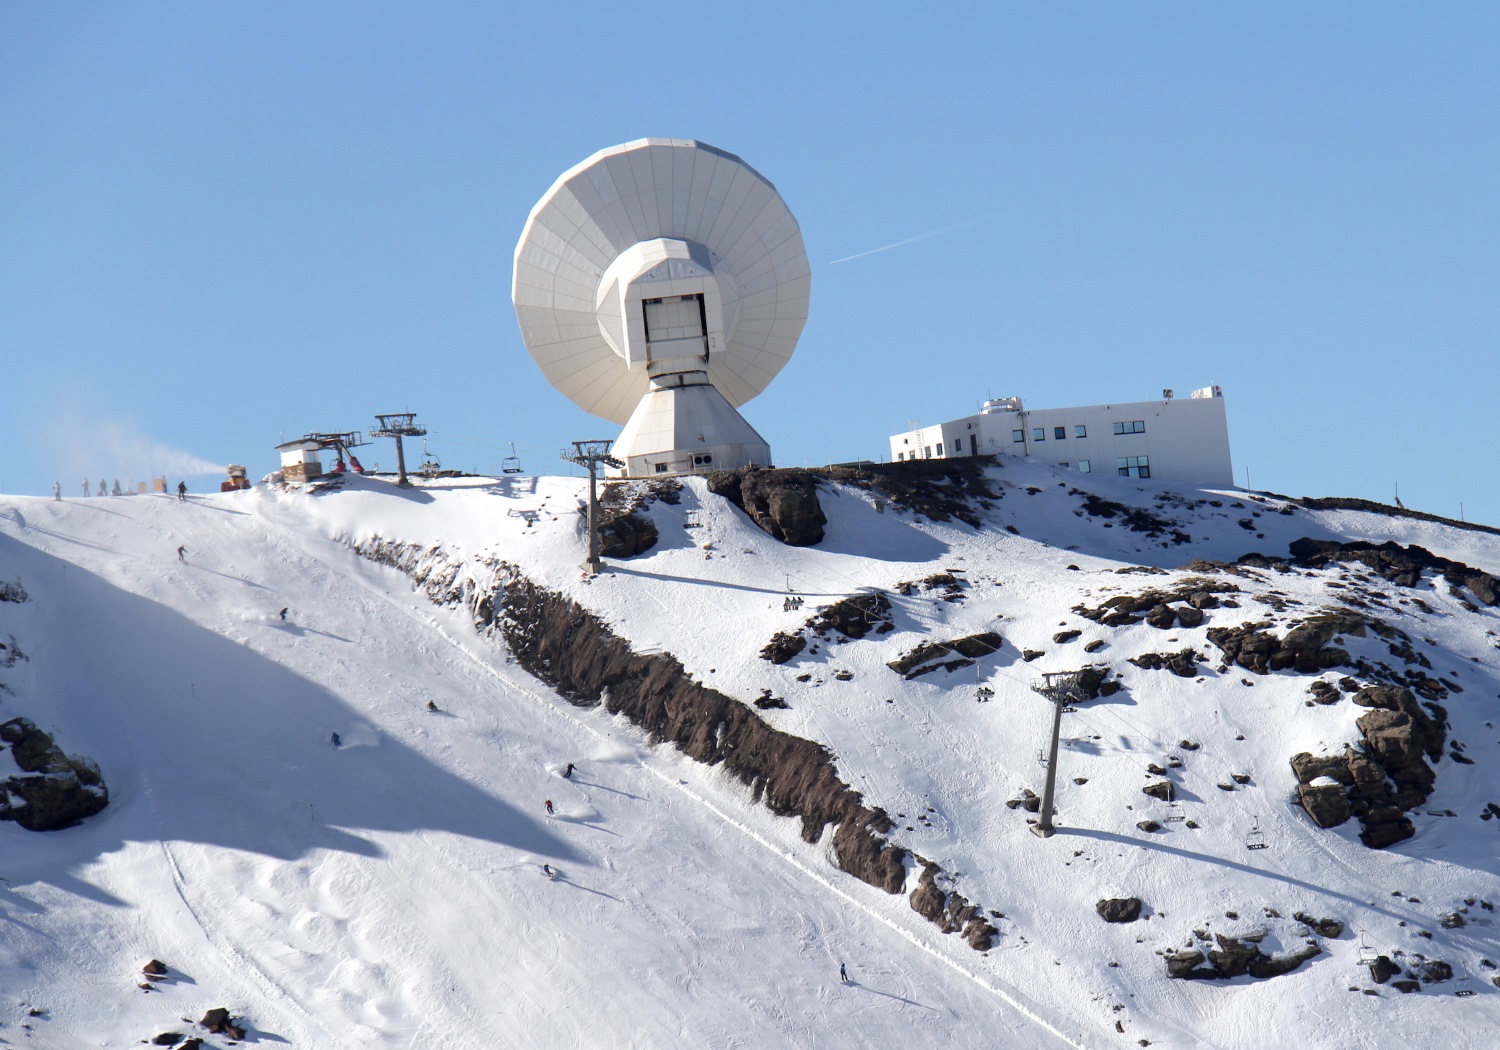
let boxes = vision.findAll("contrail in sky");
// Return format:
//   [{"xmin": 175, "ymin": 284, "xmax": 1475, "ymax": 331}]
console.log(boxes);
[{"xmin": 827, "ymin": 211, "xmax": 1006, "ymax": 265}]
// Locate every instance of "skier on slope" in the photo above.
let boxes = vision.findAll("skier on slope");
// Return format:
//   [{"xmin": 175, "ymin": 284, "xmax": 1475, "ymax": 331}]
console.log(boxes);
[
  {"xmin": 542, "ymin": 864, "xmax": 556, "ymax": 880},
  {"xmin": 330, "ymin": 732, "xmax": 342, "ymax": 748},
  {"xmin": 177, "ymin": 545, "xmax": 186, "ymax": 562},
  {"xmin": 544, "ymin": 799, "xmax": 554, "ymax": 815},
  {"xmin": 279, "ymin": 607, "xmax": 288, "ymax": 621},
  {"xmin": 839, "ymin": 963, "xmax": 847, "ymax": 983},
  {"xmin": 562, "ymin": 762, "xmax": 575, "ymax": 779}
]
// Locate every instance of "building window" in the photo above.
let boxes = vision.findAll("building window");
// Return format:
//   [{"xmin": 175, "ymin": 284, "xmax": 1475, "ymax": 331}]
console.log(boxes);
[
  {"xmin": 1117, "ymin": 455, "xmax": 1150, "ymax": 478},
  {"xmin": 1054, "ymin": 426, "xmax": 1066, "ymax": 440},
  {"xmin": 953, "ymin": 440, "xmax": 962, "ymax": 453},
  {"xmin": 1112, "ymin": 420, "xmax": 1146, "ymax": 435},
  {"xmin": 1032, "ymin": 428, "xmax": 1045, "ymax": 441},
  {"xmin": 924, "ymin": 446, "xmax": 932, "ymax": 458},
  {"xmin": 1075, "ymin": 425, "xmax": 1086, "ymax": 438},
  {"xmin": 896, "ymin": 452, "xmax": 904, "ymax": 462},
  {"xmin": 1012, "ymin": 429, "xmax": 1024, "ymax": 442},
  {"xmin": 1078, "ymin": 460, "xmax": 1091, "ymax": 473},
  {"xmin": 655, "ymin": 463, "xmax": 670, "ymax": 474},
  {"xmin": 1060, "ymin": 462, "xmax": 1069, "ymax": 469}
]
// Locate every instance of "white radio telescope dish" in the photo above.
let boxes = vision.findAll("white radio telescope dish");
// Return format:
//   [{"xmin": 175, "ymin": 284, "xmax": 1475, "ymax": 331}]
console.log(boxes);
[{"xmin": 512, "ymin": 138, "xmax": 810, "ymax": 476}]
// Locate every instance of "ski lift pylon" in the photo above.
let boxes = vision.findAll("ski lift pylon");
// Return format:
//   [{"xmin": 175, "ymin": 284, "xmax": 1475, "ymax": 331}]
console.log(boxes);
[{"xmin": 502, "ymin": 442, "xmax": 524, "ymax": 474}]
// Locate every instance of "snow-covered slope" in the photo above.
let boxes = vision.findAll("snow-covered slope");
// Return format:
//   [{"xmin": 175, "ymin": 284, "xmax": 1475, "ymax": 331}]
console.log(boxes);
[{"xmin": 1, "ymin": 461, "xmax": 1497, "ymax": 1049}]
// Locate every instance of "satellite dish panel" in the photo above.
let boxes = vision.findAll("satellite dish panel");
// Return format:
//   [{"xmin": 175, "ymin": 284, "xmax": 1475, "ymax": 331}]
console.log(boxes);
[{"xmin": 513, "ymin": 139, "xmax": 810, "ymax": 476}]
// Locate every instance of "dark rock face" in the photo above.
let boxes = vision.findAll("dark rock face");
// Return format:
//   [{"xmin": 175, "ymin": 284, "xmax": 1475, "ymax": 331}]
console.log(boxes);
[
  {"xmin": 1297, "ymin": 780, "xmax": 1351, "ymax": 828},
  {"xmin": 0, "ymin": 718, "xmax": 109, "ymax": 831},
  {"xmin": 1096, "ymin": 898, "xmax": 1142, "ymax": 923},
  {"xmin": 597, "ymin": 510, "xmax": 658, "ymax": 558},
  {"xmin": 1370, "ymin": 956, "xmax": 1399, "ymax": 984},
  {"xmin": 706, "ymin": 469, "xmax": 827, "ymax": 546}
]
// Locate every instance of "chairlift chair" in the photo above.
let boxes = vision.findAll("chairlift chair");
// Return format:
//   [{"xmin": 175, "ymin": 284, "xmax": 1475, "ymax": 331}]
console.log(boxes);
[
  {"xmin": 682, "ymin": 509, "xmax": 702, "ymax": 529},
  {"xmin": 1164, "ymin": 802, "xmax": 1186, "ymax": 824},
  {"xmin": 1456, "ymin": 976, "xmax": 1476, "ymax": 997},
  {"xmin": 1245, "ymin": 825, "xmax": 1268, "ymax": 851},
  {"xmin": 1356, "ymin": 935, "xmax": 1378, "ymax": 966},
  {"xmin": 502, "ymin": 442, "xmax": 524, "ymax": 474},
  {"xmin": 1036, "ymin": 749, "xmax": 1049, "ymax": 768}
]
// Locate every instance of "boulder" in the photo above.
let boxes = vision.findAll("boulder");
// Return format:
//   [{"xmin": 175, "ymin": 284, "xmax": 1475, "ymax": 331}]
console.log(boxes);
[
  {"xmin": 1096, "ymin": 898, "xmax": 1142, "ymax": 923},
  {"xmin": 1369, "ymin": 956, "xmax": 1399, "ymax": 984},
  {"xmin": 1142, "ymin": 781, "xmax": 1175, "ymax": 802},
  {"xmin": 1164, "ymin": 948, "xmax": 1215, "ymax": 979}
]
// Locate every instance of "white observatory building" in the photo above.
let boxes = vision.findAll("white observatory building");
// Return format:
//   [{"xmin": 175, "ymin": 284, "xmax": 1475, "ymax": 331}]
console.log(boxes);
[
  {"xmin": 890, "ymin": 385, "xmax": 1234, "ymax": 488},
  {"xmin": 513, "ymin": 139, "xmax": 811, "ymax": 477}
]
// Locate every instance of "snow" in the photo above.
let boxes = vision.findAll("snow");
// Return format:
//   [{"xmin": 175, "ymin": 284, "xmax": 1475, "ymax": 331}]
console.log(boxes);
[{"xmin": 0, "ymin": 461, "xmax": 1497, "ymax": 1049}]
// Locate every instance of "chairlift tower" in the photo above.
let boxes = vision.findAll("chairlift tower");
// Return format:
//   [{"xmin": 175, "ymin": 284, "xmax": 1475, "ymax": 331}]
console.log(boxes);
[
  {"xmin": 563, "ymin": 440, "xmax": 623, "ymax": 572},
  {"xmin": 1030, "ymin": 671, "xmax": 1085, "ymax": 838},
  {"xmin": 372, "ymin": 413, "xmax": 427, "ymax": 487}
]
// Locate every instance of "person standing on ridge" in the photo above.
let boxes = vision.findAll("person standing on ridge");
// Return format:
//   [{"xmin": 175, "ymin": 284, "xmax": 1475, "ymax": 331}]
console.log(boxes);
[
  {"xmin": 176, "ymin": 481, "xmax": 187, "ymax": 502},
  {"xmin": 97, "ymin": 480, "xmax": 106, "ymax": 496},
  {"xmin": 52, "ymin": 482, "xmax": 60, "ymax": 501},
  {"xmin": 81, "ymin": 478, "xmax": 89, "ymax": 497}
]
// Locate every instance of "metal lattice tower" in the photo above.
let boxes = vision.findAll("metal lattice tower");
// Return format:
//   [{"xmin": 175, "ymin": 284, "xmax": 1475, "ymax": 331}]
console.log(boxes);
[
  {"xmin": 562, "ymin": 440, "xmax": 623, "ymax": 572},
  {"xmin": 371, "ymin": 413, "xmax": 427, "ymax": 487},
  {"xmin": 1030, "ymin": 671, "xmax": 1086, "ymax": 838}
]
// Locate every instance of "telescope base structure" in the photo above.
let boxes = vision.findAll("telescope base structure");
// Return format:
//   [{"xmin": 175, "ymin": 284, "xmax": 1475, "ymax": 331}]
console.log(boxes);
[{"xmin": 610, "ymin": 371, "xmax": 771, "ymax": 478}]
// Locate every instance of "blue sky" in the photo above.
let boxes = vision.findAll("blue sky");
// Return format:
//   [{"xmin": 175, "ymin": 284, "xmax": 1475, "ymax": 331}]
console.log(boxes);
[{"xmin": 3, "ymin": 4, "xmax": 1497, "ymax": 522}]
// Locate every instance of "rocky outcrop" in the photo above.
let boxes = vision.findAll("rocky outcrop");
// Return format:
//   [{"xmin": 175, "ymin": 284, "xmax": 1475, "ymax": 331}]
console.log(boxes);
[
  {"xmin": 817, "ymin": 457, "xmax": 999, "ymax": 528},
  {"xmin": 909, "ymin": 861, "xmax": 997, "ymax": 950},
  {"xmin": 809, "ymin": 592, "xmax": 893, "ymax": 641},
  {"xmin": 1206, "ymin": 610, "xmax": 1380, "ymax": 675},
  {"xmin": 706, "ymin": 469, "xmax": 827, "ymax": 546},
  {"xmin": 0, "ymin": 718, "xmax": 109, "ymax": 831},
  {"xmin": 1165, "ymin": 932, "xmax": 1322, "ymax": 981},
  {"xmin": 1128, "ymin": 649, "xmax": 1198, "ymax": 677},
  {"xmin": 597, "ymin": 510, "xmax": 658, "ymax": 559},
  {"xmin": 886, "ymin": 632, "xmax": 1002, "ymax": 679},
  {"xmin": 1289, "ymin": 685, "xmax": 1443, "ymax": 848},
  {"xmin": 1072, "ymin": 578, "xmax": 1240, "ymax": 628},
  {"xmin": 1285, "ymin": 537, "xmax": 1500, "ymax": 606}
]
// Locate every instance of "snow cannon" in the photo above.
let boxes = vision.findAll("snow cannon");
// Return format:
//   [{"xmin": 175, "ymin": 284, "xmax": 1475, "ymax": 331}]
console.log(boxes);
[{"xmin": 221, "ymin": 465, "xmax": 251, "ymax": 492}]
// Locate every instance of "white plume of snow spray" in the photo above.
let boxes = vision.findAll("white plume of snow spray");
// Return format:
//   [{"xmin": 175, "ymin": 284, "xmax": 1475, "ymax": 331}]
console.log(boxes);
[{"xmin": 46, "ymin": 411, "xmax": 224, "ymax": 489}]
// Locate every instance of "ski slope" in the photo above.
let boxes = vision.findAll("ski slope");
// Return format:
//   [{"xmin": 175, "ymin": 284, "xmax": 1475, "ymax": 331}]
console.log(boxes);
[{"xmin": 1, "ymin": 461, "xmax": 1497, "ymax": 1049}]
